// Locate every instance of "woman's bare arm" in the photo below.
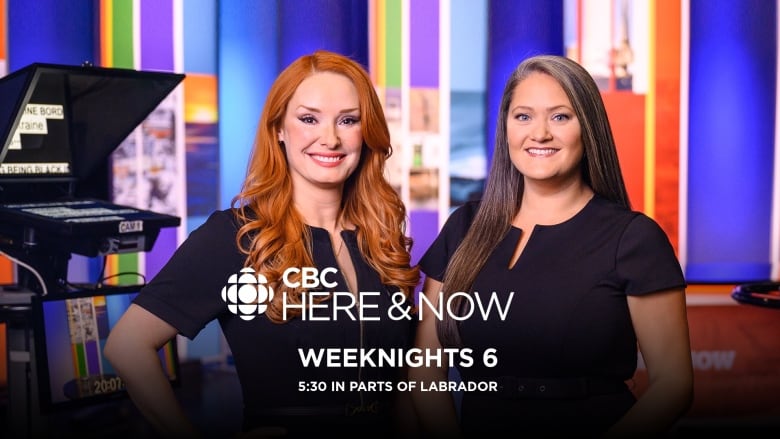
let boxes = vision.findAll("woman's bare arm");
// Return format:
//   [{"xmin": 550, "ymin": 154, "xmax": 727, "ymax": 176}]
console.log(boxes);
[
  {"xmin": 605, "ymin": 288, "xmax": 694, "ymax": 438},
  {"xmin": 408, "ymin": 277, "xmax": 462, "ymax": 438},
  {"xmin": 104, "ymin": 304, "xmax": 199, "ymax": 437}
]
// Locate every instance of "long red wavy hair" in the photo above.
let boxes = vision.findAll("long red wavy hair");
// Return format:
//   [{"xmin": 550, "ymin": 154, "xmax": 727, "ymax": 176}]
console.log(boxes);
[{"xmin": 232, "ymin": 50, "xmax": 419, "ymax": 323}]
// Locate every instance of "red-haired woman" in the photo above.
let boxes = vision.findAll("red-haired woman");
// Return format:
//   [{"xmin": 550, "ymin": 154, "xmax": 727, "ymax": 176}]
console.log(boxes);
[{"xmin": 106, "ymin": 50, "xmax": 419, "ymax": 438}]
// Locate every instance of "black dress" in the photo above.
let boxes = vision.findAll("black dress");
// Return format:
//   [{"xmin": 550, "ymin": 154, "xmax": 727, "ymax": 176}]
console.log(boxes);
[
  {"xmin": 419, "ymin": 195, "xmax": 686, "ymax": 438},
  {"xmin": 134, "ymin": 209, "xmax": 414, "ymax": 437}
]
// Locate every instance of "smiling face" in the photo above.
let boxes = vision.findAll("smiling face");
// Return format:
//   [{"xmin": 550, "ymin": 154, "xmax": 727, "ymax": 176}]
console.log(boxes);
[
  {"xmin": 506, "ymin": 72, "xmax": 584, "ymax": 188},
  {"xmin": 278, "ymin": 71, "xmax": 363, "ymax": 193}
]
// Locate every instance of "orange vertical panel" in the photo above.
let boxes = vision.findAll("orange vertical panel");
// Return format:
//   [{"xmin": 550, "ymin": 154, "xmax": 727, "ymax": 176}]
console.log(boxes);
[
  {"xmin": 0, "ymin": 0, "xmax": 4, "ymax": 282},
  {"xmin": 575, "ymin": 0, "xmax": 582, "ymax": 62},
  {"xmin": 0, "ymin": 257, "xmax": 11, "ymax": 283},
  {"xmin": 184, "ymin": 74, "xmax": 217, "ymax": 123},
  {"xmin": 0, "ymin": 0, "xmax": 6, "ymax": 59},
  {"xmin": 99, "ymin": 0, "xmax": 113, "ymax": 67},
  {"xmin": 0, "ymin": 324, "xmax": 5, "ymax": 388},
  {"xmin": 653, "ymin": 0, "xmax": 681, "ymax": 253},
  {"xmin": 0, "ymin": 0, "xmax": 8, "ymax": 390},
  {"xmin": 603, "ymin": 92, "xmax": 646, "ymax": 211}
]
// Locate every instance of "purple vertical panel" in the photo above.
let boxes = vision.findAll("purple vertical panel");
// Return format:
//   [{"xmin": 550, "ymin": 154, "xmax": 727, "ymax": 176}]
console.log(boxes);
[
  {"xmin": 409, "ymin": 2, "xmax": 439, "ymax": 272},
  {"xmin": 95, "ymin": 301, "xmax": 110, "ymax": 336},
  {"xmin": 146, "ymin": 227, "xmax": 178, "ymax": 280},
  {"xmin": 410, "ymin": 0, "xmax": 439, "ymax": 87},
  {"xmin": 140, "ymin": 0, "xmax": 174, "ymax": 71},
  {"xmin": 85, "ymin": 340, "xmax": 101, "ymax": 375},
  {"xmin": 410, "ymin": 210, "xmax": 439, "ymax": 266},
  {"xmin": 139, "ymin": 0, "xmax": 177, "ymax": 277}
]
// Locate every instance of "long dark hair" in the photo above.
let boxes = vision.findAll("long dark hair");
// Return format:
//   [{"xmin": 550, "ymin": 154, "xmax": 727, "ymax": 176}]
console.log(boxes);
[{"xmin": 436, "ymin": 55, "xmax": 630, "ymax": 347}]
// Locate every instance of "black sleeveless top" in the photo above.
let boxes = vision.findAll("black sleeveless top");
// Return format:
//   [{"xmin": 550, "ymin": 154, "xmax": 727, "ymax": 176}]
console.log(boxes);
[
  {"xmin": 419, "ymin": 196, "xmax": 685, "ymax": 437},
  {"xmin": 135, "ymin": 209, "xmax": 414, "ymax": 436}
]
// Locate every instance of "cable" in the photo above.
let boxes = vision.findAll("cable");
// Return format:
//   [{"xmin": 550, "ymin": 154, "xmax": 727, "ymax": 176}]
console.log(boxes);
[
  {"xmin": 97, "ymin": 255, "xmax": 108, "ymax": 285},
  {"xmin": 97, "ymin": 271, "xmax": 147, "ymax": 287},
  {"xmin": 0, "ymin": 250, "xmax": 48, "ymax": 296}
]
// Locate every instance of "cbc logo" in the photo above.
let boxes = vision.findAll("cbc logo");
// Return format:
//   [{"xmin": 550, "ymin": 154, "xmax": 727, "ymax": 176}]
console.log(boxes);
[{"xmin": 221, "ymin": 268, "xmax": 274, "ymax": 321}]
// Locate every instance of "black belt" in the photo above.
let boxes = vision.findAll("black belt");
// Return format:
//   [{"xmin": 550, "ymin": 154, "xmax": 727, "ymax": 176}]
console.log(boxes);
[
  {"xmin": 492, "ymin": 376, "xmax": 628, "ymax": 400},
  {"xmin": 249, "ymin": 400, "xmax": 386, "ymax": 417}
]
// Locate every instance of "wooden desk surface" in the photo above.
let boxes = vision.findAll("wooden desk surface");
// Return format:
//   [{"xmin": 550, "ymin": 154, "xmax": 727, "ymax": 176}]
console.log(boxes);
[{"xmin": 634, "ymin": 285, "xmax": 780, "ymax": 422}]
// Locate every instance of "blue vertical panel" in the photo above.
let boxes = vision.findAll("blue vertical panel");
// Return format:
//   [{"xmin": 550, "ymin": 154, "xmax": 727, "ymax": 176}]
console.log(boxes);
[
  {"xmin": 183, "ymin": 0, "xmax": 217, "ymax": 234},
  {"xmin": 450, "ymin": 0, "xmax": 488, "ymax": 208},
  {"xmin": 451, "ymin": 0, "xmax": 487, "ymax": 92},
  {"xmin": 7, "ymin": 0, "xmax": 95, "ymax": 281},
  {"xmin": 218, "ymin": 0, "xmax": 279, "ymax": 208},
  {"xmin": 278, "ymin": 0, "xmax": 368, "ymax": 69},
  {"xmin": 183, "ymin": 0, "xmax": 217, "ymax": 74},
  {"xmin": 687, "ymin": 0, "xmax": 776, "ymax": 282},
  {"xmin": 485, "ymin": 0, "xmax": 563, "ymax": 168},
  {"xmin": 7, "ymin": 0, "xmax": 95, "ymax": 70}
]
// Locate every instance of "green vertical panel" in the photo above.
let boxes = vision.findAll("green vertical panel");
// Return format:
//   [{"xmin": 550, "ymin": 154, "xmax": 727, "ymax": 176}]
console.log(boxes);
[
  {"xmin": 75, "ymin": 344, "xmax": 87, "ymax": 376},
  {"xmin": 385, "ymin": 0, "xmax": 402, "ymax": 87},
  {"xmin": 117, "ymin": 253, "xmax": 139, "ymax": 285},
  {"xmin": 111, "ymin": 0, "xmax": 136, "ymax": 282},
  {"xmin": 112, "ymin": 0, "xmax": 134, "ymax": 68}
]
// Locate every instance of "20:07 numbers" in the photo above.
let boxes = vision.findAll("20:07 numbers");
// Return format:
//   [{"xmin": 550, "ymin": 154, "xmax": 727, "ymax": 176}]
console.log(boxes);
[{"xmin": 93, "ymin": 376, "xmax": 125, "ymax": 394}]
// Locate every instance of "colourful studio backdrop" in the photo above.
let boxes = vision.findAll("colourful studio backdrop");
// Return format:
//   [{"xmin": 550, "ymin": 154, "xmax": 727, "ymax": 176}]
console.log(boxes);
[
  {"xmin": 1, "ymin": 0, "xmax": 779, "ymax": 422},
  {"xmin": 3, "ymin": 0, "xmax": 779, "ymax": 297}
]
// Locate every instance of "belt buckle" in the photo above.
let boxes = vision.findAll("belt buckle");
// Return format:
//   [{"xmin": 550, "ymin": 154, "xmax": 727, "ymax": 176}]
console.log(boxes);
[
  {"xmin": 345, "ymin": 400, "xmax": 381, "ymax": 416},
  {"xmin": 496, "ymin": 376, "xmax": 521, "ymax": 398}
]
